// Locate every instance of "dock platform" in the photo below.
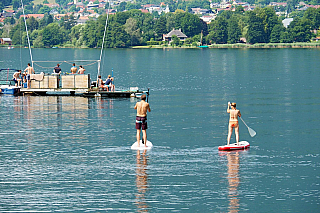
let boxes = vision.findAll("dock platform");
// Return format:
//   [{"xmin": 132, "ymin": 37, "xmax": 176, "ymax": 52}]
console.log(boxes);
[{"xmin": 18, "ymin": 88, "xmax": 146, "ymax": 98}]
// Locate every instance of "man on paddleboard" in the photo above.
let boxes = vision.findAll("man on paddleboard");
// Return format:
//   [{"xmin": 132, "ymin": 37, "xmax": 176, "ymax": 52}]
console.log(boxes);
[
  {"xmin": 134, "ymin": 94, "xmax": 151, "ymax": 148},
  {"xmin": 227, "ymin": 102, "xmax": 241, "ymax": 145}
]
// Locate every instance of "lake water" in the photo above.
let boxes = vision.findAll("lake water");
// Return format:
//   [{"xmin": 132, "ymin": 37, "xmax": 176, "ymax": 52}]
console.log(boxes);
[{"xmin": 0, "ymin": 48, "xmax": 319, "ymax": 212}]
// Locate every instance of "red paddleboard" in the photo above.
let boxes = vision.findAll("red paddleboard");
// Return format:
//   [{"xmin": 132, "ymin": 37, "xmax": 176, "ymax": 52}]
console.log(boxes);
[{"xmin": 218, "ymin": 141, "xmax": 250, "ymax": 151}]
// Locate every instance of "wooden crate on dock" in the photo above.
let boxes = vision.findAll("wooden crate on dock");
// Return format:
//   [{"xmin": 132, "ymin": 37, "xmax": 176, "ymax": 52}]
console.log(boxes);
[
  {"xmin": 31, "ymin": 75, "xmax": 59, "ymax": 89},
  {"xmin": 61, "ymin": 74, "xmax": 90, "ymax": 89}
]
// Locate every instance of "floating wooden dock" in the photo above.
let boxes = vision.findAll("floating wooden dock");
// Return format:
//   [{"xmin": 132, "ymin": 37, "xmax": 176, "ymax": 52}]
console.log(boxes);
[
  {"xmin": 19, "ymin": 88, "xmax": 146, "ymax": 98},
  {"xmin": 2, "ymin": 73, "xmax": 148, "ymax": 98}
]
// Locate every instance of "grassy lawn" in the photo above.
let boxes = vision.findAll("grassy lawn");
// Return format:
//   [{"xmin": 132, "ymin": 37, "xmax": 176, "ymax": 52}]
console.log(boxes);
[{"xmin": 33, "ymin": 0, "xmax": 56, "ymax": 5}]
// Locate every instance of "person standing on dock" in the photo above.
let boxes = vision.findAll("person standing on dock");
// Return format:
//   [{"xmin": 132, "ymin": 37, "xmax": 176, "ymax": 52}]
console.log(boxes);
[
  {"xmin": 12, "ymin": 70, "xmax": 22, "ymax": 87},
  {"xmin": 227, "ymin": 102, "xmax": 241, "ymax": 146},
  {"xmin": 53, "ymin": 64, "xmax": 61, "ymax": 74},
  {"xmin": 24, "ymin": 63, "xmax": 35, "ymax": 89},
  {"xmin": 70, "ymin": 63, "xmax": 77, "ymax": 74},
  {"xmin": 78, "ymin": 65, "xmax": 85, "ymax": 74},
  {"xmin": 134, "ymin": 94, "xmax": 151, "ymax": 148}
]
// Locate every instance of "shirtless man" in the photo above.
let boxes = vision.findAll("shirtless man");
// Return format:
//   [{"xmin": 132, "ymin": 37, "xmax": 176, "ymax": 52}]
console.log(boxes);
[
  {"xmin": 70, "ymin": 63, "xmax": 77, "ymax": 74},
  {"xmin": 24, "ymin": 63, "xmax": 35, "ymax": 89},
  {"xmin": 227, "ymin": 102, "xmax": 241, "ymax": 145},
  {"xmin": 12, "ymin": 70, "xmax": 22, "ymax": 87},
  {"xmin": 78, "ymin": 65, "xmax": 85, "ymax": 74},
  {"xmin": 134, "ymin": 94, "xmax": 151, "ymax": 148}
]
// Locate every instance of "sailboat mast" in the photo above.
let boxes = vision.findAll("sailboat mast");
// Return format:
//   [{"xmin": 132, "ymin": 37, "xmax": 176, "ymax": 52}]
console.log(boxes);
[
  {"xmin": 21, "ymin": 0, "xmax": 33, "ymax": 67},
  {"xmin": 97, "ymin": 0, "xmax": 111, "ymax": 82}
]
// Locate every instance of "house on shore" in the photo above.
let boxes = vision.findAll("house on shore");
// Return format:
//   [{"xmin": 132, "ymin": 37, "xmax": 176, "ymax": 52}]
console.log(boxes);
[
  {"xmin": 163, "ymin": 29, "xmax": 188, "ymax": 42},
  {"xmin": 0, "ymin": 38, "xmax": 12, "ymax": 45}
]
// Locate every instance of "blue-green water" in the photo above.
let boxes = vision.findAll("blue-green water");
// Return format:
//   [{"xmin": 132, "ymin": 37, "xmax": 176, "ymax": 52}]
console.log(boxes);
[{"xmin": 0, "ymin": 48, "xmax": 319, "ymax": 212}]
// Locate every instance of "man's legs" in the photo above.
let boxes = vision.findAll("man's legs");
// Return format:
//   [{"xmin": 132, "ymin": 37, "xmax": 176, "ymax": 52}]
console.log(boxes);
[
  {"xmin": 136, "ymin": 129, "xmax": 141, "ymax": 147},
  {"xmin": 142, "ymin": 130, "xmax": 147, "ymax": 147}
]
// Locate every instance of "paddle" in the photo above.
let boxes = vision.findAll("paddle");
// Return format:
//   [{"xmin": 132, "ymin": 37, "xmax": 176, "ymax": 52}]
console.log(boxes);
[
  {"xmin": 142, "ymin": 88, "xmax": 150, "ymax": 145},
  {"xmin": 240, "ymin": 117, "xmax": 256, "ymax": 137}
]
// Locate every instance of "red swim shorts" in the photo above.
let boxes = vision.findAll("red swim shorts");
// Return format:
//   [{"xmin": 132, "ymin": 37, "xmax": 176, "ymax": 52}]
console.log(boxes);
[{"xmin": 136, "ymin": 116, "xmax": 148, "ymax": 130}]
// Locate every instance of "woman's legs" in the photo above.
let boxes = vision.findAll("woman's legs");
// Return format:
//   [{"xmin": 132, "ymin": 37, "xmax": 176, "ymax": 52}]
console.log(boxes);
[{"xmin": 227, "ymin": 124, "xmax": 233, "ymax": 145}]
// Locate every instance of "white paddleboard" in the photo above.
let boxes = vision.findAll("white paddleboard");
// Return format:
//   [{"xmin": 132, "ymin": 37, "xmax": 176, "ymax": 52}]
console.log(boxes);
[{"xmin": 131, "ymin": 140, "xmax": 153, "ymax": 150}]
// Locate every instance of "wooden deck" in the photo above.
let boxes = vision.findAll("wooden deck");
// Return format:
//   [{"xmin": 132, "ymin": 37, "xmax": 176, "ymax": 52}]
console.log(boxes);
[
  {"xmin": 19, "ymin": 88, "xmax": 146, "ymax": 98},
  {"xmin": 15, "ymin": 74, "xmax": 149, "ymax": 98}
]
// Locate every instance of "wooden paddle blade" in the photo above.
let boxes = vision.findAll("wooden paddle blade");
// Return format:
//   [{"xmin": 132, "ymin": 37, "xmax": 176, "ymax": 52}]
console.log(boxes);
[{"xmin": 248, "ymin": 127, "xmax": 256, "ymax": 137}]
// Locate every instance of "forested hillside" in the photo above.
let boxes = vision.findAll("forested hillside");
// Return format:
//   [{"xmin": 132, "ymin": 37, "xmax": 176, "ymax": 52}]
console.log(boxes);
[
  {"xmin": 2, "ymin": 0, "xmax": 320, "ymax": 48},
  {"xmin": 2, "ymin": 6, "xmax": 319, "ymax": 48}
]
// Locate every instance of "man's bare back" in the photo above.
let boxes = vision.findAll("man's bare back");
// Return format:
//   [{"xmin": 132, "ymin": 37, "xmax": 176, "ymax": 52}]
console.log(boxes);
[
  {"xmin": 134, "ymin": 100, "xmax": 151, "ymax": 117},
  {"xmin": 25, "ymin": 66, "xmax": 34, "ymax": 75}
]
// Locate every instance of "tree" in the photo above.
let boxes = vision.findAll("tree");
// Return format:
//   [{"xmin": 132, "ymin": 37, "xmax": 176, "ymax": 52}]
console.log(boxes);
[
  {"xmin": 171, "ymin": 35, "xmax": 180, "ymax": 46},
  {"xmin": 118, "ymin": 2, "xmax": 126, "ymax": 12},
  {"xmin": 10, "ymin": 16, "xmax": 16, "ymax": 25},
  {"xmin": 246, "ymin": 11, "xmax": 265, "ymax": 43},
  {"xmin": 270, "ymin": 24, "xmax": 285, "ymax": 43},
  {"xmin": 227, "ymin": 15, "xmax": 241, "ymax": 43},
  {"xmin": 124, "ymin": 18, "xmax": 141, "ymax": 46},
  {"xmin": 303, "ymin": 7, "xmax": 320, "ymax": 30},
  {"xmin": 12, "ymin": 0, "xmax": 20, "ymax": 10},
  {"xmin": 42, "ymin": 23, "xmax": 64, "ymax": 47},
  {"xmin": 181, "ymin": 13, "xmax": 202, "ymax": 37},
  {"xmin": 60, "ymin": 14, "xmax": 76, "ymax": 30},
  {"xmin": 209, "ymin": 16, "xmax": 228, "ymax": 44},
  {"xmin": 257, "ymin": 7, "xmax": 281, "ymax": 43},
  {"xmin": 26, "ymin": 16, "xmax": 39, "ymax": 31},
  {"xmin": 38, "ymin": 5, "xmax": 51, "ymax": 14},
  {"xmin": 47, "ymin": 14, "xmax": 54, "ymax": 25},
  {"xmin": 280, "ymin": 31, "xmax": 293, "ymax": 43},
  {"xmin": 83, "ymin": 20, "xmax": 99, "ymax": 48},
  {"xmin": 154, "ymin": 16, "xmax": 167, "ymax": 41},
  {"xmin": 107, "ymin": 22, "xmax": 131, "ymax": 48},
  {"xmin": 288, "ymin": 18, "xmax": 313, "ymax": 42}
]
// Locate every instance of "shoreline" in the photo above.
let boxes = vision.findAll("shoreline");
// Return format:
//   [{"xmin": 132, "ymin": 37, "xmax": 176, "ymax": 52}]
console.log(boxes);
[
  {"xmin": 132, "ymin": 42, "xmax": 320, "ymax": 49},
  {"xmin": 2, "ymin": 42, "xmax": 320, "ymax": 49}
]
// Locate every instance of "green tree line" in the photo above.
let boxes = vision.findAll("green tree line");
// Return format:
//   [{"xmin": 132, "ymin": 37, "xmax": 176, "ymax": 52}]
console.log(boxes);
[{"xmin": 2, "ymin": 7, "xmax": 320, "ymax": 48}]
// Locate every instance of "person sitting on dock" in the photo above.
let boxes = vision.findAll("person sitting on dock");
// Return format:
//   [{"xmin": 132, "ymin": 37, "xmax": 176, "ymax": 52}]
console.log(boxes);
[
  {"xmin": 78, "ymin": 65, "xmax": 85, "ymax": 74},
  {"xmin": 97, "ymin": 75, "xmax": 105, "ymax": 90},
  {"xmin": 53, "ymin": 64, "xmax": 61, "ymax": 74},
  {"xmin": 70, "ymin": 63, "xmax": 77, "ymax": 74},
  {"xmin": 105, "ymin": 75, "xmax": 115, "ymax": 92},
  {"xmin": 12, "ymin": 70, "xmax": 22, "ymax": 87},
  {"xmin": 24, "ymin": 63, "xmax": 35, "ymax": 89}
]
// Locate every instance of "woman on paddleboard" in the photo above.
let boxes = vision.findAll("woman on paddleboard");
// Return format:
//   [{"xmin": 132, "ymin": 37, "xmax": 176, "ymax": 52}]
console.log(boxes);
[{"xmin": 227, "ymin": 102, "xmax": 241, "ymax": 145}]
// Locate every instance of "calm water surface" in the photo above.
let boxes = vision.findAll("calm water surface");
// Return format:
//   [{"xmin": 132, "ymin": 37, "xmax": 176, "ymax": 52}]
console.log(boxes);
[{"xmin": 0, "ymin": 48, "xmax": 319, "ymax": 212}]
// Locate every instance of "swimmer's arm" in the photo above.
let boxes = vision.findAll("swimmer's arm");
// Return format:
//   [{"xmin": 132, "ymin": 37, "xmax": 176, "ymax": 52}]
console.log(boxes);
[
  {"xmin": 238, "ymin": 110, "xmax": 241, "ymax": 117},
  {"xmin": 134, "ymin": 103, "xmax": 137, "ymax": 110},
  {"xmin": 147, "ymin": 104, "xmax": 151, "ymax": 112},
  {"xmin": 227, "ymin": 103, "xmax": 230, "ymax": 113}
]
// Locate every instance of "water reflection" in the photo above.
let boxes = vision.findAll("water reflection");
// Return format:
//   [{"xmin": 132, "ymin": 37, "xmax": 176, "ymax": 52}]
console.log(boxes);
[
  {"xmin": 220, "ymin": 151, "xmax": 243, "ymax": 213},
  {"xmin": 135, "ymin": 149, "xmax": 149, "ymax": 212},
  {"xmin": 97, "ymin": 98, "xmax": 114, "ymax": 118}
]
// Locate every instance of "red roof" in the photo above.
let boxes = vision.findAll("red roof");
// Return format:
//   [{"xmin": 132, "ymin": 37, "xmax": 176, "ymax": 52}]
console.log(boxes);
[{"xmin": 140, "ymin": 9, "xmax": 149, "ymax": 13}]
